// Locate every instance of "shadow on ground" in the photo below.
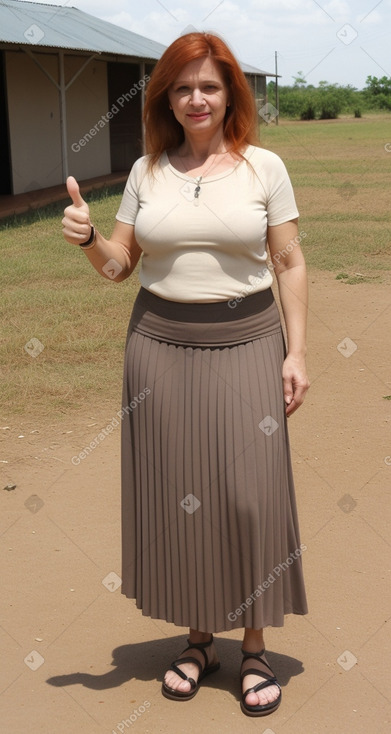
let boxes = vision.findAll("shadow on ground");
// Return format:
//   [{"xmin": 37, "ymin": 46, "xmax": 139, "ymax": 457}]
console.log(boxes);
[{"xmin": 46, "ymin": 635, "xmax": 304, "ymax": 700}]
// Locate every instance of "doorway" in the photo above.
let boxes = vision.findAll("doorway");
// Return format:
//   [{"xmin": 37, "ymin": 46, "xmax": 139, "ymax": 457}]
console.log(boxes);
[
  {"xmin": 107, "ymin": 62, "xmax": 143, "ymax": 172},
  {"xmin": 0, "ymin": 51, "xmax": 12, "ymax": 195}
]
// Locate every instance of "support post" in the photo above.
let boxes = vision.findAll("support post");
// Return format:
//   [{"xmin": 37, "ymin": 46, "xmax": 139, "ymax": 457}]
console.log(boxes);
[
  {"xmin": 58, "ymin": 51, "xmax": 68, "ymax": 181},
  {"xmin": 275, "ymin": 50, "xmax": 279, "ymax": 126}
]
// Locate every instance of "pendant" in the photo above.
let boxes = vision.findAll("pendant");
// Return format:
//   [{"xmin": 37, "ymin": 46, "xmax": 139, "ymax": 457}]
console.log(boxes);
[{"xmin": 194, "ymin": 176, "xmax": 201, "ymax": 206}]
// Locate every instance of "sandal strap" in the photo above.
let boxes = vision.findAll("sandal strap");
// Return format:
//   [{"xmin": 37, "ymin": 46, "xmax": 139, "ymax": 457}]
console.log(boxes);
[
  {"xmin": 170, "ymin": 655, "xmax": 203, "ymax": 676},
  {"xmin": 240, "ymin": 649, "xmax": 278, "ymax": 686},
  {"xmin": 241, "ymin": 648, "xmax": 274, "ymax": 671},
  {"xmin": 181, "ymin": 635, "xmax": 214, "ymax": 670},
  {"xmin": 169, "ymin": 636, "xmax": 214, "ymax": 683},
  {"xmin": 242, "ymin": 677, "xmax": 281, "ymax": 701},
  {"xmin": 241, "ymin": 647, "xmax": 267, "ymax": 658},
  {"xmin": 169, "ymin": 662, "xmax": 197, "ymax": 689},
  {"xmin": 240, "ymin": 666, "xmax": 276, "ymax": 683}
]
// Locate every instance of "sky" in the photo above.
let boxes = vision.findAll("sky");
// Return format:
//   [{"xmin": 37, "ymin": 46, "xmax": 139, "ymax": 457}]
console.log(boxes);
[{"xmin": 22, "ymin": 0, "xmax": 391, "ymax": 89}]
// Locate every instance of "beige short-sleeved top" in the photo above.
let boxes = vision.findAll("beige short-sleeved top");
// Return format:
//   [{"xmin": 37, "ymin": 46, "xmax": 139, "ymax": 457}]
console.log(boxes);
[{"xmin": 116, "ymin": 144, "xmax": 299, "ymax": 303}]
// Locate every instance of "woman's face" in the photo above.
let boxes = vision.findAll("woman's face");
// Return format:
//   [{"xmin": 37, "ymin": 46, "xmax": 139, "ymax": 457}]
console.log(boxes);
[{"xmin": 168, "ymin": 56, "xmax": 229, "ymax": 140}]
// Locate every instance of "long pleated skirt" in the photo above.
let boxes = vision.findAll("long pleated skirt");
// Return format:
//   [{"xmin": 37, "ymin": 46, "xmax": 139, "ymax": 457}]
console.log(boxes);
[{"xmin": 121, "ymin": 286, "xmax": 308, "ymax": 633}]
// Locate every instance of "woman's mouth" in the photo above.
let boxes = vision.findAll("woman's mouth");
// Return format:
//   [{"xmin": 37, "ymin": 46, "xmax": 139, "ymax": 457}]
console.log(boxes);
[{"xmin": 187, "ymin": 112, "xmax": 210, "ymax": 120}]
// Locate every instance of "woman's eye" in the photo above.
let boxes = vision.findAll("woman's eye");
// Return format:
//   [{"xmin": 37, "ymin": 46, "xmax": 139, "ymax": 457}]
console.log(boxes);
[{"xmin": 175, "ymin": 84, "xmax": 218, "ymax": 92}]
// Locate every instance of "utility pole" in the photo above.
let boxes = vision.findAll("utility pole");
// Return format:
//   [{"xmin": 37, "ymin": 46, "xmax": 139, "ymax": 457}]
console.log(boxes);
[{"xmin": 275, "ymin": 51, "xmax": 279, "ymax": 125}]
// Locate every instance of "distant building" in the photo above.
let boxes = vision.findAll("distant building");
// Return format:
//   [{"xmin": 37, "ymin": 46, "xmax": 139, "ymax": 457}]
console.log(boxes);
[{"xmin": 0, "ymin": 0, "xmax": 276, "ymax": 196}]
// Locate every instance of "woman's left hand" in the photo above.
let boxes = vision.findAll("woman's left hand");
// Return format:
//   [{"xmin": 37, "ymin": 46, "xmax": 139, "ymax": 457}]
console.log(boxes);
[{"xmin": 282, "ymin": 354, "xmax": 310, "ymax": 417}]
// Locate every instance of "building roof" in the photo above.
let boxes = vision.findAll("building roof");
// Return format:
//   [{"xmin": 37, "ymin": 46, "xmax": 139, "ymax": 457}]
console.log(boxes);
[
  {"xmin": 0, "ymin": 0, "xmax": 167, "ymax": 59},
  {"xmin": 0, "ymin": 0, "xmax": 277, "ymax": 74}
]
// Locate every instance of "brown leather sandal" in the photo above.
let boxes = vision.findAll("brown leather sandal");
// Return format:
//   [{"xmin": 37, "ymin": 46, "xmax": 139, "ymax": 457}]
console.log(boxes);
[
  {"xmin": 162, "ymin": 635, "xmax": 220, "ymax": 701},
  {"xmin": 240, "ymin": 648, "xmax": 282, "ymax": 716}
]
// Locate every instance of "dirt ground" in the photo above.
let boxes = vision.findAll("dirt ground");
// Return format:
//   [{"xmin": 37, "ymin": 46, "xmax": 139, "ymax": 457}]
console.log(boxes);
[{"xmin": 1, "ymin": 270, "xmax": 390, "ymax": 734}]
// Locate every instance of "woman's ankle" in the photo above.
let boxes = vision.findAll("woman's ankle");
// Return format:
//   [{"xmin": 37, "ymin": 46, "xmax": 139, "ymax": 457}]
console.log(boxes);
[
  {"xmin": 188, "ymin": 629, "xmax": 213, "ymax": 645},
  {"xmin": 242, "ymin": 628, "xmax": 265, "ymax": 653}
]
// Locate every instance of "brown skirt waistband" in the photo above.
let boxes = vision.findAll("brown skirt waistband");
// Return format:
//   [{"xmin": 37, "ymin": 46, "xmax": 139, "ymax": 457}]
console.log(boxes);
[{"xmin": 128, "ymin": 287, "xmax": 283, "ymax": 347}]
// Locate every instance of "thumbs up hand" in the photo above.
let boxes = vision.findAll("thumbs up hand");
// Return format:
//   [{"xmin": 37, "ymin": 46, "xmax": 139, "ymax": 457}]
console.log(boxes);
[{"xmin": 62, "ymin": 176, "xmax": 92, "ymax": 245}]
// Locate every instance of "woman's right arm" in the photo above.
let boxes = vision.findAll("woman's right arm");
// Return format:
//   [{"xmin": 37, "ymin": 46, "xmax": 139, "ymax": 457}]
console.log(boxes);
[{"xmin": 62, "ymin": 176, "xmax": 142, "ymax": 283}]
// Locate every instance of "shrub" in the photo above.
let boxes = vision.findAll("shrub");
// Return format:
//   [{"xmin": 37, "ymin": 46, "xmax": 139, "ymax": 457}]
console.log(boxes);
[{"xmin": 300, "ymin": 103, "xmax": 316, "ymax": 120}]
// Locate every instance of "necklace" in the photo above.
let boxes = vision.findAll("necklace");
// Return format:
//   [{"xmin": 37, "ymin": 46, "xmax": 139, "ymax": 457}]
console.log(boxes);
[{"xmin": 176, "ymin": 151, "xmax": 228, "ymax": 206}]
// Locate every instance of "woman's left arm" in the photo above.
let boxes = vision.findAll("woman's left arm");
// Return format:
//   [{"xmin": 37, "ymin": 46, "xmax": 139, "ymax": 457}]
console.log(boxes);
[{"xmin": 267, "ymin": 219, "xmax": 310, "ymax": 416}]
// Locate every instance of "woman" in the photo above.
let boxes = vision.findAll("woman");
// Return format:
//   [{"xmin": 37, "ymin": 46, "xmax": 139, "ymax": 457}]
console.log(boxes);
[{"xmin": 62, "ymin": 31, "xmax": 309, "ymax": 717}]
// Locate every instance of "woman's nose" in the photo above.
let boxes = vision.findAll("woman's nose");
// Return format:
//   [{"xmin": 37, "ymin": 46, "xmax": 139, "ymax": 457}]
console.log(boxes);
[{"xmin": 190, "ymin": 88, "xmax": 205, "ymax": 106}]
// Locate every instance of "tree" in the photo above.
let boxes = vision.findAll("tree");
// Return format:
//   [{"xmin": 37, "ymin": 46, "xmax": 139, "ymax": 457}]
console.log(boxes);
[
  {"xmin": 292, "ymin": 71, "xmax": 307, "ymax": 87},
  {"xmin": 363, "ymin": 75, "xmax": 391, "ymax": 110},
  {"xmin": 365, "ymin": 75, "xmax": 391, "ymax": 95}
]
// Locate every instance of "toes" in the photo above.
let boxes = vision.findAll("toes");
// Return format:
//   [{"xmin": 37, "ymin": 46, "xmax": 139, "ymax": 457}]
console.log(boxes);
[
  {"xmin": 245, "ymin": 684, "xmax": 280, "ymax": 707},
  {"xmin": 178, "ymin": 679, "xmax": 191, "ymax": 692},
  {"xmin": 256, "ymin": 684, "xmax": 280, "ymax": 706},
  {"xmin": 165, "ymin": 674, "xmax": 190, "ymax": 692},
  {"xmin": 256, "ymin": 691, "xmax": 272, "ymax": 705},
  {"xmin": 164, "ymin": 671, "xmax": 192, "ymax": 692},
  {"xmin": 245, "ymin": 691, "xmax": 260, "ymax": 706}
]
